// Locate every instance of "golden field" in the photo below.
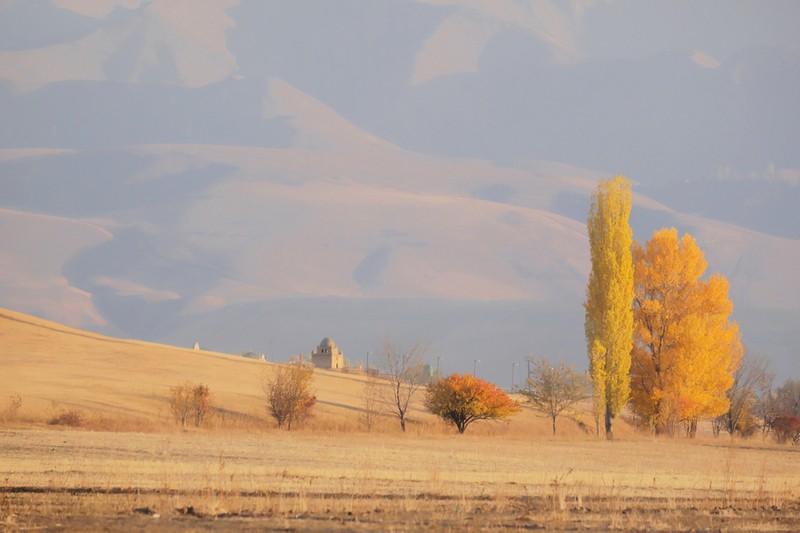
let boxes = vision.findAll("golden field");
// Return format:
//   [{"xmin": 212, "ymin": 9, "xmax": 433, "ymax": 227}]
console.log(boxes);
[{"xmin": 1, "ymin": 308, "xmax": 799, "ymax": 531}]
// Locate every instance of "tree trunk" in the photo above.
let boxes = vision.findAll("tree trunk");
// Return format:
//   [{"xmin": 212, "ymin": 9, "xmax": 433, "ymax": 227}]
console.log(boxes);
[
  {"xmin": 687, "ymin": 418, "xmax": 697, "ymax": 439},
  {"xmin": 552, "ymin": 415, "xmax": 557, "ymax": 436},
  {"xmin": 400, "ymin": 415, "xmax": 406, "ymax": 432},
  {"xmin": 595, "ymin": 412, "xmax": 601, "ymax": 439},
  {"xmin": 605, "ymin": 407, "xmax": 614, "ymax": 440}
]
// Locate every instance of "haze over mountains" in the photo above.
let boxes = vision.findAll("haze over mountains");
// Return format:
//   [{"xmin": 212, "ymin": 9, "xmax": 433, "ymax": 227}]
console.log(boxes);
[{"xmin": 1, "ymin": 0, "xmax": 798, "ymax": 383}]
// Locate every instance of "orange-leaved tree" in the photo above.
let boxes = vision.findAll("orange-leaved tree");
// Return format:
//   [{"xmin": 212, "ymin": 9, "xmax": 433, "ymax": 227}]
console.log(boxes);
[
  {"xmin": 631, "ymin": 228, "xmax": 743, "ymax": 437},
  {"xmin": 425, "ymin": 373, "xmax": 521, "ymax": 434}
]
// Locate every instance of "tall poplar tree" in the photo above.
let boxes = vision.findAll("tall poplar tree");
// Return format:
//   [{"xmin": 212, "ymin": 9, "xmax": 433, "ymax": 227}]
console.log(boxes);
[{"xmin": 584, "ymin": 176, "xmax": 634, "ymax": 440}]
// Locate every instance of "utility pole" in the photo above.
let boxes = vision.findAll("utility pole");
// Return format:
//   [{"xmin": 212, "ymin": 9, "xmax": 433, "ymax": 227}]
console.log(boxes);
[{"xmin": 436, "ymin": 355, "xmax": 443, "ymax": 380}]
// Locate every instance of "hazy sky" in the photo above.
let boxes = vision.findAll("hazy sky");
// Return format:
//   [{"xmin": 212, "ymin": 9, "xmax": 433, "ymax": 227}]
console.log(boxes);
[{"xmin": 577, "ymin": 0, "xmax": 800, "ymax": 61}]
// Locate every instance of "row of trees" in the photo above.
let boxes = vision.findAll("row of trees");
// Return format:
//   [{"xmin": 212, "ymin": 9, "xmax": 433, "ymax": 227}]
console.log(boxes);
[
  {"xmin": 254, "ymin": 339, "xmax": 522, "ymax": 434},
  {"xmin": 583, "ymin": 175, "xmax": 800, "ymax": 440},
  {"xmin": 714, "ymin": 364, "xmax": 800, "ymax": 442},
  {"xmin": 256, "ymin": 340, "xmax": 616, "ymax": 436},
  {"xmin": 168, "ymin": 355, "xmax": 799, "ymax": 442},
  {"xmin": 167, "ymin": 180, "xmax": 793, "ymax": 439}
]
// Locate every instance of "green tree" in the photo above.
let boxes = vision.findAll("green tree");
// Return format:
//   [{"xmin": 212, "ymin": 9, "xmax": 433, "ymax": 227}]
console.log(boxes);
[{"xmin": 584, "ymin": 176, "xmax": 634, "ymax": 439}]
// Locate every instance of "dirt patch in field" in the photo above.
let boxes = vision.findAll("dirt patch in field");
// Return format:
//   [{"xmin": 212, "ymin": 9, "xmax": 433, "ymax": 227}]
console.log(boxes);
[{"xmin": 4, "ymin": 486, "xmax": 799, "ymax": 532}]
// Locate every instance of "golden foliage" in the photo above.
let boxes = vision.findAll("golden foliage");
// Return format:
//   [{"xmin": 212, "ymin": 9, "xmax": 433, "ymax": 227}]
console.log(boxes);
[
  {"xmin": 261, "ymin": 361, "xmax": 316, "ymax": 430},
  {"xmin": 425, "ymin": 373, "xmax": 521, "ymax": 434},
  {"xmin": 584, "ymin": 175, "xmax": 634, "ymax": 438},
  {"xmin": 631, "ymin": 228, "xmax": 743, "ymax": 436},
  {"xmin": 170, "ymin": 382, "xmax": 214, "ymax": 428}
]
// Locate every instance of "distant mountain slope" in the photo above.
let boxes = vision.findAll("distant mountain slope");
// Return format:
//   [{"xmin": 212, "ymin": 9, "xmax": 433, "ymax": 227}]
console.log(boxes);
[
  {"xmin": 0, "ymin": 1, "xmax": 798, "ymax": 383},
  {"xmin": 2, "ymin": 138, "xmax": 797, "ymax": 381}
]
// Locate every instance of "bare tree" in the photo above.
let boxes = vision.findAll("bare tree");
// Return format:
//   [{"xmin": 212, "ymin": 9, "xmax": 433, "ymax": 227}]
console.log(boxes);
[
  {"xmin": 755, "ymin": 382, "xmax": 779, "ymax": 439},
  {"xmin": 359, "ymin": 375, "xmax": 381, "ymax": 432},
  {"xmin": 380, "ymin": 337, "xmax": 428, "ymax": 432},
  {"xmin": 776, "ymin": 379, "xmax": 800, "ymax": 417},
  {"xmin": 522, "ymin": 357, "xmax": 590, "ymax": 435},
  {"xmin": 261, "ymin": 359, "xmax": 316, "ymax": 430},
  {"xmin": 715, "ymin": 353, "xmax": 772, "ymax": 438}
]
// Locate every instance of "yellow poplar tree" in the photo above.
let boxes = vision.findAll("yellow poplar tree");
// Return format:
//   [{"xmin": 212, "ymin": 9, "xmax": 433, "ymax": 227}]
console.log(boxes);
[
  {"xmin": 584, "ymin": 176, "xmax": 634, "ymax": 440},
  {"xmin": 631, "ymin": 228, "xmax": 743, "ymax": 437}
]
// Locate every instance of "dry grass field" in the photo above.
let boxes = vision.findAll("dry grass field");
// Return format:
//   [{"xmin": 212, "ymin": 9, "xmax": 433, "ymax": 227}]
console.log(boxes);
[{"xmin": 2, "ymin": 308, "xmax": 800, "ymax": 531}]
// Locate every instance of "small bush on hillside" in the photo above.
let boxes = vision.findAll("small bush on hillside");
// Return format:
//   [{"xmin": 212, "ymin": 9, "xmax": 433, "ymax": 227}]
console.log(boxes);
[
  {"xmin": 170, "ymin": 382, "xmax": 214, "ymax": 429},
  {"xmin": 49, "ymin": 409, "xmax": 83, "ymax": 427},
  {"xmin": 4, "ymin": 394, "xmax": 22, "ymax": 420}
]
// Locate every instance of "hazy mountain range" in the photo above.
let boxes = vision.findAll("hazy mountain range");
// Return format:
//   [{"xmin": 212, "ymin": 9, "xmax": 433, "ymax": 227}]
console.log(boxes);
[{"xmin": 1, "ymin": 0, "xmax": 798, "ymax": 384}]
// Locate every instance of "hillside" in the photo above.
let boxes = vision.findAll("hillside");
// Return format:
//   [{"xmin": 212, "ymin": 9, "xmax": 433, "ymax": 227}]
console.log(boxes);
[
  {"xmin": 3, "ymin": 307, "xmax": 606, "ymax": 437},
  {"xmin": 0, "ymin": 308, "xmax": 381, "ymax": 431}
]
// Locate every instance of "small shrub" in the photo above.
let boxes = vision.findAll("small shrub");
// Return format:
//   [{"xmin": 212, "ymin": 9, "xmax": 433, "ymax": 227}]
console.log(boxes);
[
  {"xmin": 170, "ymin": 382, "xmax": 214, "ymax": 429},
  {"xmin": 772, "ymin": 415, "xmax": 800, "ymax": 445},
  {"xmin": 49, "ymin": 409, "xmax": 83, "ymax": 427},
  {"xmin": 5, "ymin": 394, "xmax": 22, "ymax": 419},
  {"xmin": 191, "ymin": 384, "xmax": 213, "ymax": 428}
]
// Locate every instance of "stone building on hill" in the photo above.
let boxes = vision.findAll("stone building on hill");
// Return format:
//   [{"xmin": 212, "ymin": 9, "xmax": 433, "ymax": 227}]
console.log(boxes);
[{"xmin": 311, "ymin": 337, "xmax": 345, "ymax": 370}]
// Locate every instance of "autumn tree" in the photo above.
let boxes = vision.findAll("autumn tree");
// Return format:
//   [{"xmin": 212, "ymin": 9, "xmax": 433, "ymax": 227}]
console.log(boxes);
[
  {"xmin": 192, "ymin": 384, "xmax": 213, "ymax": 428},
  {"xmin": 631, "ymin": 228, "xmax": 743, "ymax": 437},
  {"xmin": 773, "ymin": 415, "xmax": 800, "ymax": 445},
  {"xmin": 584, "ymin": 175, "xmax": 634, "ymax": 439},
  {"xmin": 759, "ymin": 378, "xmax": 800, "ymax": 438},
  {"xmin": 522, "ymin": 357, "xmax": 590, "ymax": 435},
  {"xmin": 170, "ymin": 382, "xmax": 213, "ymax": 429},
  {"xmin": 380, "ymin": 337, "xmax": 427, "ymax": 432},
  {"xmin": 425, "ymin": 373, "xmax": 521, "ymax": 434},
  {"xmin": 261, "ymin": 359, "xmax": 316, "ymax": 430}
]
